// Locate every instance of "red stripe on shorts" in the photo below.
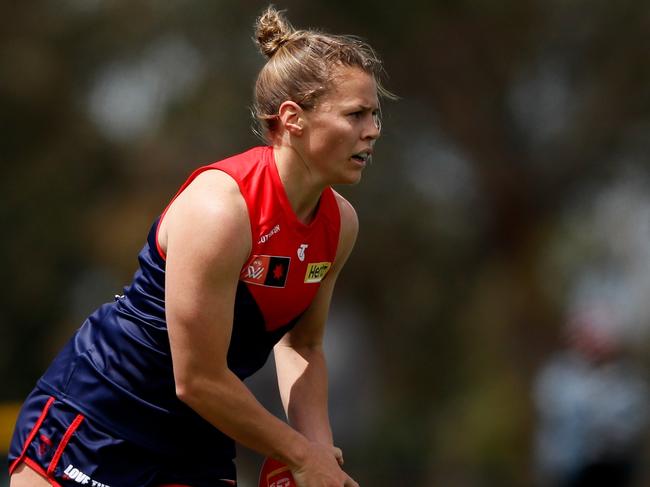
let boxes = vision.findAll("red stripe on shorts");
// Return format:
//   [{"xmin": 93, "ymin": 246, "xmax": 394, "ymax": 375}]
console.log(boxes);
[
  {"xmin": 47, "ymin": 413, "xmax": 85, "ymax": 476},
  {"xmin": 9, "ymin": 396, "xmax": 56, "ymax": 475}
]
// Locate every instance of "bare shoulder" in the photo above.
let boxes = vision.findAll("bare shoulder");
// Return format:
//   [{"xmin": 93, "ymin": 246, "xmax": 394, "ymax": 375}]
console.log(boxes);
[
  {"xmin": 331, "ymin": 189, "xmax": 359, "ymax": 235},
  {"xmin": 159, "ymin": 169, "xmax": 251, "ymax": 260},
  {"xmin": 330, "ymin": 189, "xmax": 359, "ymax": 266},
  {"xmin": 177, "ymin": 169, "xmax": 245, "ymax": 212}
]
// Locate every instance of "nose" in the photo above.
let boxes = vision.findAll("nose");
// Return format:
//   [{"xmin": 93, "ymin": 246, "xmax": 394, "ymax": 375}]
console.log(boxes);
[{"xmin": 363, "ymin": 113, "xmax": 381, "ymax": 140}]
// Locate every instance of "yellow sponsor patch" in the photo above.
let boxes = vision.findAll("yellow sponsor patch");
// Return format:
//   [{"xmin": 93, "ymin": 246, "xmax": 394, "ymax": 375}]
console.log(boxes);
[{"xmin": 304, "ymin": 262, "xmax": 331, "ymax": 283}]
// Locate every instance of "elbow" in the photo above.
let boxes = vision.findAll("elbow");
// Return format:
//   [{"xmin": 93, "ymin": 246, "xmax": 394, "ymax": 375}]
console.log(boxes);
[
  {"xmin": 173, "ymin": 367, "xmax": 230, "ymax": 409},
  {"xmin": 174, "ymin": 374, "xmax": 202, "ymax": 408},
  {"xmin": 175, "ymin": 382, "xmax": 190, "ymax": 404}
]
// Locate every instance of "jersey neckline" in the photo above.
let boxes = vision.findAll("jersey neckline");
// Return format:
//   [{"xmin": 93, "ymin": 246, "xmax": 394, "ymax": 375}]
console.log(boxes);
[{"xmin": 265, "ymin": 146, "xmax": 331, "ymax": 231}]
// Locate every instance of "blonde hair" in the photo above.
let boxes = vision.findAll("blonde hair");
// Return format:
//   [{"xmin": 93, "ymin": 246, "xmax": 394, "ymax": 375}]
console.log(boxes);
[{"xmin": 252, "ymin": 5, "xmax": 392, "ymax": 141}]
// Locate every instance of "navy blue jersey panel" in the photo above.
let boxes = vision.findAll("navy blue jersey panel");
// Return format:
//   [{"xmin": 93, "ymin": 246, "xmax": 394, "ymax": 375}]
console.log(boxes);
[
  {"xmin": 36, "ymin": 218, "xmax": 298, "ymax": 458},
  {"xmin": 228, "ymin": 282, "xmax": 300, "ymax": 379}
]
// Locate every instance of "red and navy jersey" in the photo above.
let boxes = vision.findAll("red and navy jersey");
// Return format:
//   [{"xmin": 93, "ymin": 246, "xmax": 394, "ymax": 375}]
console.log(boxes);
[{"xmin": 36, "ymin": 146, "xmax": 341, "ymax": 459}]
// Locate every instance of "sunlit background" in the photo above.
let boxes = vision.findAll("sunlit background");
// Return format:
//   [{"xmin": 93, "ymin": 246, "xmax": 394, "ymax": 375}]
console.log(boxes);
[{"xmin": 2, "ymin": 1, "xmax": 650, "ymax": 486}]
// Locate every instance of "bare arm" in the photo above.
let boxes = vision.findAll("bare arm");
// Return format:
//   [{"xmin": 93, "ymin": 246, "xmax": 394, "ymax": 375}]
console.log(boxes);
[
  {"xmin": 161, "ymin": 171, "xmax": 309, "ymax": 463},
  {"xmin": 160, "ymin": 171, "xmax": 356, "ymax": 486},
  {"xmin": 274, "ymin": 193, "xmax": 359, "ymax": 458}
]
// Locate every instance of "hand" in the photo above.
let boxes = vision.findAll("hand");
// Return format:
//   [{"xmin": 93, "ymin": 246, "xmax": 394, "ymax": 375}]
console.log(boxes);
[
  {"xmin": 290, "ymin": 442, "xmax": 359, "ymax": 487},
  {"xmin": 333, "ymin": 446, "xmax": 344, "ymax": 466}
]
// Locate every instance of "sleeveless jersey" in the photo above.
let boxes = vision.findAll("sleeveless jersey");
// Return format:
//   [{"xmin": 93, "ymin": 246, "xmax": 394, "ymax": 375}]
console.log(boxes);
[{"xmin": 36, "ymin": 146, "xmax": 341, "ymax": 459}]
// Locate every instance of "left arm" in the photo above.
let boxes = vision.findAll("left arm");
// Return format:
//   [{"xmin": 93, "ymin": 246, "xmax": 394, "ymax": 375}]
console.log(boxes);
[{"xmin": 274, "ymin": 194, "xmax": 359, "ymax": 447}]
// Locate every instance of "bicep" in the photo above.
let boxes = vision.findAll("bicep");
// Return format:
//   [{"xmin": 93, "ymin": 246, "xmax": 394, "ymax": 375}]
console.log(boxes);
[{"xmin": 163, "ymin": 171, "xmax": 251, "ymax": 381}]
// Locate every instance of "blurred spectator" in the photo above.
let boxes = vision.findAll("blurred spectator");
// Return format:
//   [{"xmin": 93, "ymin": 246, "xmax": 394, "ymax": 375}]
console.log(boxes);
[{"xmin": 533, "ymin": 307, "xmax": 650, "ymax": 487}]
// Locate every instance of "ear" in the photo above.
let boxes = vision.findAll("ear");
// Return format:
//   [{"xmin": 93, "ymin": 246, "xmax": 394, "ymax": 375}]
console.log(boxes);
[{"xmin": 278, "ymin": 101, "xmax": 304, "ymax": 136}]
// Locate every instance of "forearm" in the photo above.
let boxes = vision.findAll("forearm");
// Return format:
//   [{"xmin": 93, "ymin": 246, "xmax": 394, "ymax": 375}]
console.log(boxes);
[
  {"xmin": 177, "ymin": 368, "xmax": 310, "ymax": 468},
  {"xmin": 275, "ymin": 343, "xmax": 333, "ymax": 445}
]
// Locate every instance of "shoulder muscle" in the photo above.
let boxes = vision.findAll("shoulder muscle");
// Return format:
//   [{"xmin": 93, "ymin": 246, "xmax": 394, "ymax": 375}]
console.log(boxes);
[
  {"xmin": 160, "ymin": 169, "xmax": 251, "ymax": 263},
  {"xmin": 331, "ymin": 190, "xmax": 358, "ymax": 271}
]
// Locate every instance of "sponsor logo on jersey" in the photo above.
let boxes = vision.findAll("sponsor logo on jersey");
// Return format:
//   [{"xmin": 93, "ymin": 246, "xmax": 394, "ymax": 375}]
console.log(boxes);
[
  {"xmin": 257, "ymin": 224, "xmax": 281, "ymax": 244},
  {"xmin": 297, "ymin": 243, "xmax": 308, "ymax": 262},
  {"xmin": 304, "ymin": 262, "xmax": 331, "ymax": 283},
  {"xmin": 241, "ymin": 255, "xmax": 290, "ymax": 287},
  {"xmin": 63, "ymin": 464, "xmax": 110, "ymax": 486}
]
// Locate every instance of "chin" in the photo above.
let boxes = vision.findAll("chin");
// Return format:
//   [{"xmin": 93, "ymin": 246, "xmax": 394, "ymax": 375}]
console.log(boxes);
[{"xmin": 334, "ymin": 171, "xmax": 364, "ymax": 186}]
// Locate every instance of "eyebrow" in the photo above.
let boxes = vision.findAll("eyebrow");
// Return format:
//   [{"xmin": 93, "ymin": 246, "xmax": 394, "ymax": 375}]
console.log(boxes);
[{"xmin": 349, "ymin": 104, "xmax": 379, "ymax": 111}]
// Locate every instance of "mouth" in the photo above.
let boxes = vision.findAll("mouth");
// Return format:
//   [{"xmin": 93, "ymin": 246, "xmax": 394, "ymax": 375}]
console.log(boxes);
[{"xmin": 351, "ymin": 150, "xmax": 372, "ymax": 166}]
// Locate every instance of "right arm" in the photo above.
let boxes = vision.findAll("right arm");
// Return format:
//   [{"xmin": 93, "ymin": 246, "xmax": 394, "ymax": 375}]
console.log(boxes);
[{"xmin": 159, "ymin": 170, "xmax": 350, "ymax": 486}]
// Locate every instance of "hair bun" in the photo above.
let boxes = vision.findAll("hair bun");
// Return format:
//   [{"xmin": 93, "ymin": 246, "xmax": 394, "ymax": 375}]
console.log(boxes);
[{"xmin": 254, "ymin": 6, "xmax": 295, "ymax": 58}]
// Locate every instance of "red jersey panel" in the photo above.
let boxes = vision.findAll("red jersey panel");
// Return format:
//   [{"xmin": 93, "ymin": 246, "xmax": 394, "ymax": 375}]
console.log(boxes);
[{"xmin": 160, "ymin": 145, "xmax": 341, "ymax": 331}]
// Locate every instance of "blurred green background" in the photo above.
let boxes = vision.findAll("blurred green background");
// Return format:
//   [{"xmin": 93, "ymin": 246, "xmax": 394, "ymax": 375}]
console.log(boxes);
[{"xmin": 2, "ymin": 1, "xmax": 650, "ymax": 486}]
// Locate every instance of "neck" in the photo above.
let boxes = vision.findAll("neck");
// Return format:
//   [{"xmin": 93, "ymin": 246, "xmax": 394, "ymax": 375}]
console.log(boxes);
[{"xmin": 273, "ymin": 144, "xmax": 326, "ymax": 224}]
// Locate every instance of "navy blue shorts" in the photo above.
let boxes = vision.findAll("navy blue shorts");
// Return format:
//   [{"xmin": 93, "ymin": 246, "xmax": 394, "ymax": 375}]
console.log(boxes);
[{"xmin": 8, "ymin": 389, "xmax": 237, "ymax": 487}]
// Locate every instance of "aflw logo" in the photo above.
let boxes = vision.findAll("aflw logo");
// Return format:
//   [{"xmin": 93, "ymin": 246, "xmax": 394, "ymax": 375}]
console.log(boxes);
[{"xmin": 241, "ymin": 255, "xmax": 290, "ymax": 288}]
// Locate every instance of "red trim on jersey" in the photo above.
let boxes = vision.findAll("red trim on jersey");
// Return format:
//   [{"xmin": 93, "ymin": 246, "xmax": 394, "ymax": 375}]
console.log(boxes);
[
  {"xmin": 47, "ymin": 413, "xmax": 85, "ymax": 476},
  {"xmin": 216, "ymin": 146, "xmax": 341, "ymax": 330},
  {"xmin": 9, "ymin": 396, "xmax": 55, "ymax": 474},
  {"xmin": 152, "ymin": 146, "xmax": 341, "ymax": 331}
]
